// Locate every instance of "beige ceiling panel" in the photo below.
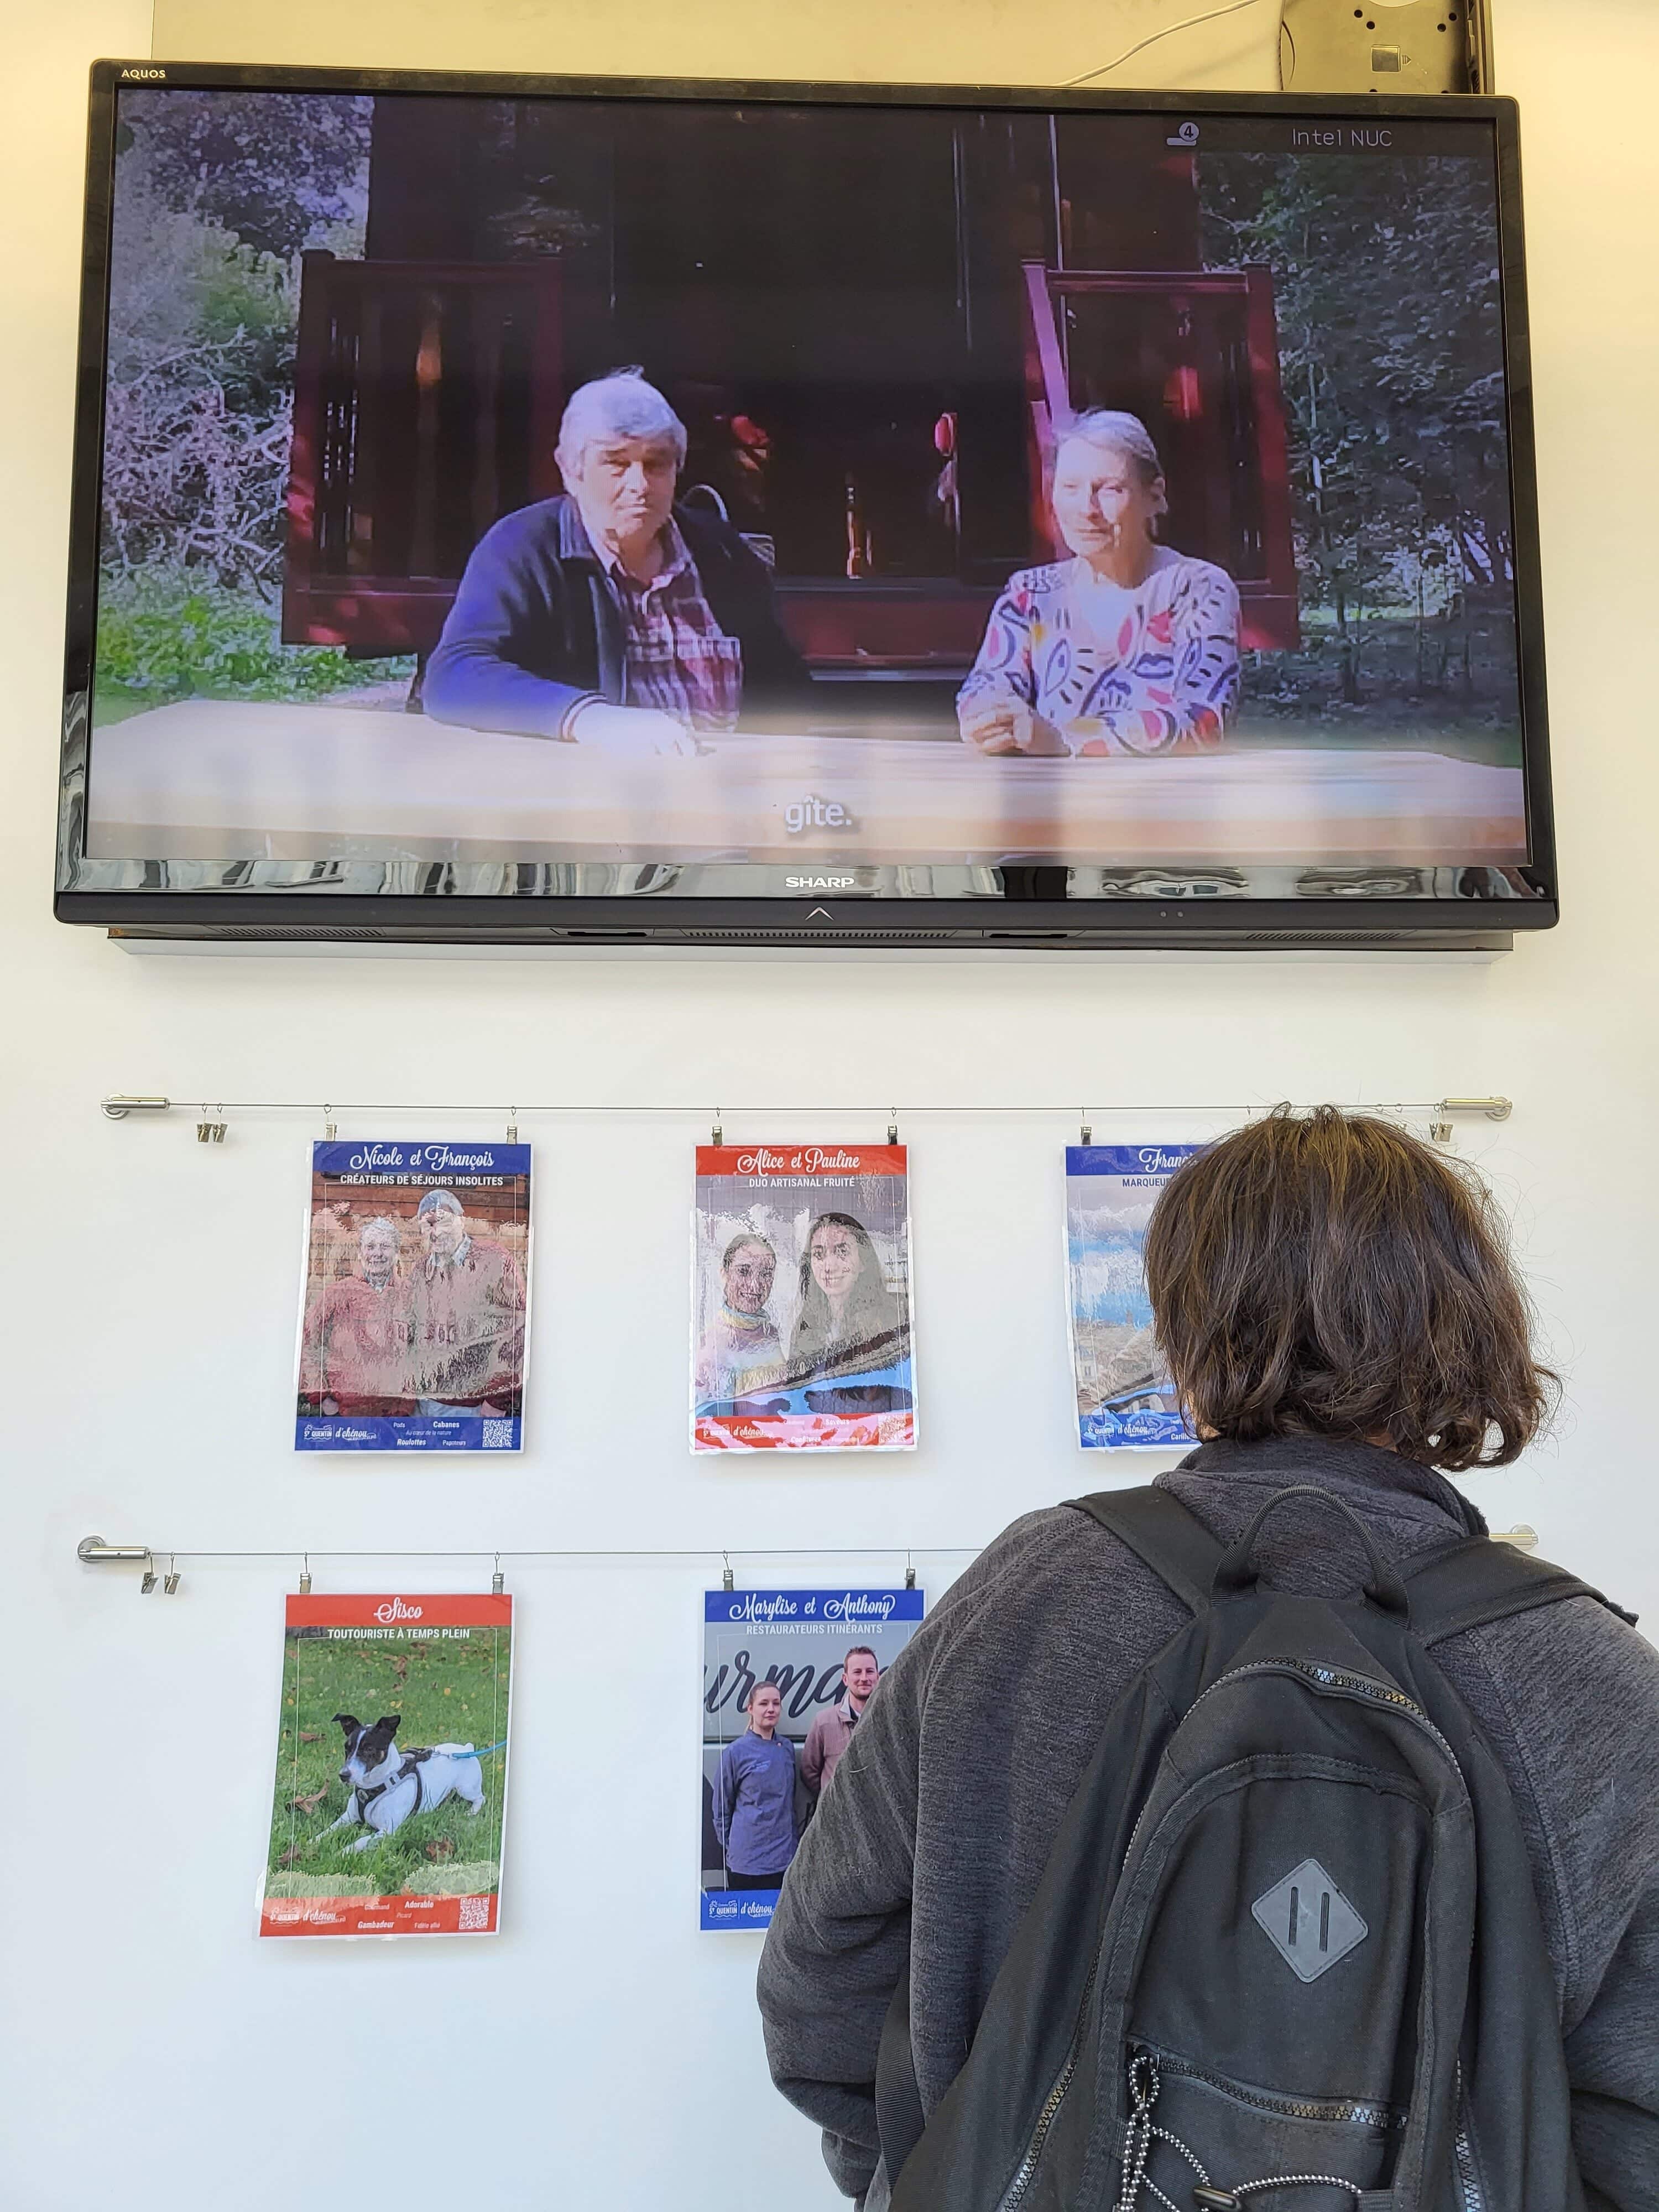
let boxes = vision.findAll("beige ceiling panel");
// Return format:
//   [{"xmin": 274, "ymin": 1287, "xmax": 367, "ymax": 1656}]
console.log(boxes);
[{"xmin": 148, "ymin": 0, "xmax": 1280, "ymax": 92}]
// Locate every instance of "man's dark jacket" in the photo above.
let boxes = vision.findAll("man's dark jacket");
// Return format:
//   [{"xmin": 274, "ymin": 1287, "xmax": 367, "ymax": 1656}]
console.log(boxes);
[
  {"xmin": 422, "ymin": 493, "xmax": 812, "ymax": 735},
  {"xmin": 757, "ymin": 1437, "xmax": 1659, "ymax": 2211}
]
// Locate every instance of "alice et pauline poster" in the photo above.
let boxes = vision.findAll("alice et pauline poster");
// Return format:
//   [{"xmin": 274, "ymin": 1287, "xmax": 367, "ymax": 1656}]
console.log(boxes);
[
  {"xmin": 295, "ymin": 1139, "xmax": 531, "ymax": 1454},
  {"xmin": 692, "ymin": 1143, "xmax": 916, "ymax": 1453}
]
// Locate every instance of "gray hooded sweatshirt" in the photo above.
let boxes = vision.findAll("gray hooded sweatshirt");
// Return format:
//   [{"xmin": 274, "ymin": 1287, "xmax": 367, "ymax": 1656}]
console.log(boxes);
[{"xmin": 758, "ymin": 1437, "xmax": 1659, "ymax": 2211}]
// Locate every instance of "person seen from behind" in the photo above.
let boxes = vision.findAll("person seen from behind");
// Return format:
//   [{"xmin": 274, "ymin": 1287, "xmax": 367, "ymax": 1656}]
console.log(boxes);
[{"xmin": 758, "ymin": 1107, "xmax": 1659, "ymax": 2210}]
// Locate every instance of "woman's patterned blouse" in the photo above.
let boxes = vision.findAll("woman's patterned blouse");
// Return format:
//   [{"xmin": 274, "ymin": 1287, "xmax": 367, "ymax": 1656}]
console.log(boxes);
[{"xmin": 957, "ymin": 547, "xmax": 1243, "ymax": 756}]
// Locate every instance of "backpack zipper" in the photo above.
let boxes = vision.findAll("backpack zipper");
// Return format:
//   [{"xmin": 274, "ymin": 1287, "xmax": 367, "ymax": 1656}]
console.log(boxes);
[
  {"xmin": 997, "ymin": 1655, "xmax": 1461, "ymax": 2211},
  {"xmin": 1117, "ymin": 1659, "xmax": 1457, "ymax": 1888},
  {"xmin": 993, "ymin": 1944, "xmax": 1101, "ymax": 2212},
  {"xmin": 1134, "ymin": 2044, "xmax": 1403, "ymax": 2131},
  {"xmin": 1454, "ymin": 2121, "xmax": 1483, "ymax": 2211},
  {"xmin": 1453, "ymin": 2064, "xmax": 1485, "ymax": 2212}
]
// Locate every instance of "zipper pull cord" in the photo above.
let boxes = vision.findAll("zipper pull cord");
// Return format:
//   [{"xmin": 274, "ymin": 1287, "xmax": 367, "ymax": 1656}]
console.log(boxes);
[
  {"xmin": 1117, "ymin": 2054, "xmax": 1365, "ymax": 2212},
  {"xmin": 1116, "ymin": 2056, "xmax": 1212, "ymax": 2212}
]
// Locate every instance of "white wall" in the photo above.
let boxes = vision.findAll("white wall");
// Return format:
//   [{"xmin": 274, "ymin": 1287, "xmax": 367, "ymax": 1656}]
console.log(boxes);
[{"xmin": 4, "ymin": 4, "xmax": 1658, "ymax": 2206}]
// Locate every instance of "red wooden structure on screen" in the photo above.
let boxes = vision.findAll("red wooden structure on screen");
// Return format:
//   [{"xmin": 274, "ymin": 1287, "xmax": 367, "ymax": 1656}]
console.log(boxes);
[
  {"xmin": 1020, "ymin": 261, "xmax": 1300, "ymax": 651},
  {"xmin": 282, "ymin": 251, "xmax": 564, "ymax": 655}
]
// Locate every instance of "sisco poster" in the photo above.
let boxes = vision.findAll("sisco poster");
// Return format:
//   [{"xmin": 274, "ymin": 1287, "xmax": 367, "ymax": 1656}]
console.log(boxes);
[
  {"xmin": 1065, "ymin": 1143, "xmax": 1203, "ymax": 1450},
  {"xmin": 692, "ymin": 1144, "xmax": 916, "ymax": 1453},
  {"xmin": 295, "ymin": 1139, "xmax": 531, "ymax": 1453},
  {"xmin": 259, "ymin": 1592, "xmax": 514, "ymax": 1938},
  {"xmin": 701, "ymin": 1585, "xmax": 926, "ymax": 1932}
]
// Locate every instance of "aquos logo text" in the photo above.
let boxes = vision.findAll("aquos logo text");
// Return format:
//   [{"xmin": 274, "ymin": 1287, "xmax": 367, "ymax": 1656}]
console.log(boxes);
[
  {"xmin": 119, "ymin": 66, "xmax": 167, "ymax": 78},
  {"xmin": 373, "ymin": 1597, "xmax": 425, "ymax": 1624}
]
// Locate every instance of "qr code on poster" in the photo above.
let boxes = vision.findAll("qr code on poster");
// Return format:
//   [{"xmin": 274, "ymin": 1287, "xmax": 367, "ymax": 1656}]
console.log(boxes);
[
  {"xmin": 481, "ymin": 1420, "xmax": 515, "ymax": 1449},
  {"xmin": 458, "ymin": 1896, "xmax": 491, "ymax": 1931}
]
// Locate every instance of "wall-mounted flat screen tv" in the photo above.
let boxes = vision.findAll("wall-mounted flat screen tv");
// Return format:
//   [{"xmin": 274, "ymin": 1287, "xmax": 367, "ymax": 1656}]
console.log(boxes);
[{"xmin": 57, "ymin": 64, "xmax": 1555, "ymax": 948}]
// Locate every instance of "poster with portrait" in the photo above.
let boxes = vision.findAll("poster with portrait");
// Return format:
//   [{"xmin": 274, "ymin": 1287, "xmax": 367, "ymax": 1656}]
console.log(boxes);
[
  {"xmin": 259, "ymin": 1592, "xmax": 514, "ymax": 1938},
  {"xmin": 701, "ymin": 1585, "xmax": 926, "ymax": 1932},
  {"xmin": 1066, "ymin": 1142, "xmax": 1203, "ymax": 1449},
  {"xmin": 295, "ymin": 1140, "xmax": 531, "ymax": 1453},
  {"xmin": 692, "ymin": 1144, "xmax": 916, "ymax": 1452}
]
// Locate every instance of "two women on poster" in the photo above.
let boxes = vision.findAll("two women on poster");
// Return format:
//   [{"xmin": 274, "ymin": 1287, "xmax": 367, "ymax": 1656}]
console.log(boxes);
[{"xmin": 691, "ymin": 1144, "xmax": 917, "ymax": 1452}]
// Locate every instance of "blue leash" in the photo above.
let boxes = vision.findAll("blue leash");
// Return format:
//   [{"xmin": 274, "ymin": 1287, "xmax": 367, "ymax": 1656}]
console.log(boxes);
[{"xmin": 461, "ymin": 1740, "xmax": 508, "ymax": 1758}]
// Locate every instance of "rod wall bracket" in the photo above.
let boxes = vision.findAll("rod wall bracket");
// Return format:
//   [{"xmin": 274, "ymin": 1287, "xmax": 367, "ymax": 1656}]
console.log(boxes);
[{"xmin": 101, "ymin": 1096, "xmax": 170, "ymax": 1121}]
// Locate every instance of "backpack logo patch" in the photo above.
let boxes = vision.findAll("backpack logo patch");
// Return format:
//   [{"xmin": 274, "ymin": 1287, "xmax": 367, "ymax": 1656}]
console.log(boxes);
[{"xmin": 1251, "ymin": 1857, "xmax": 1368, "ymax": 1983}]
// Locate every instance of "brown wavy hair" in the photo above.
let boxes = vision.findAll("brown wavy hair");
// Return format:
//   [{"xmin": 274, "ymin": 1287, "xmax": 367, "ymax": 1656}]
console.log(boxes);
[{"xmin": 1142, "ymin": 1107, "xmax": 1554, "ymax": 1470}]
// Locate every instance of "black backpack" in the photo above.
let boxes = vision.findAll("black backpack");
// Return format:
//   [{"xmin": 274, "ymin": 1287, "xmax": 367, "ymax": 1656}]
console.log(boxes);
[{"xmin": 881, "ymin": 1484, "xmax": 1635, "ymax": 2212}]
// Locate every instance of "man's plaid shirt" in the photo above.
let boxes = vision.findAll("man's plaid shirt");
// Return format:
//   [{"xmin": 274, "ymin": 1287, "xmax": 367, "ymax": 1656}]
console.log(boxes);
[{"xmin": 602, "ymin": 522, "xmax": 744, "ymax": 730}]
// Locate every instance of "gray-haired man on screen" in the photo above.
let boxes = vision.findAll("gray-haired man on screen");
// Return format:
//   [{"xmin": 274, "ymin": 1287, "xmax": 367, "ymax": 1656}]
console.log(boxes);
[{"xmin": 424, "ymin": 368, "xmax": 812, "ymax": 755}]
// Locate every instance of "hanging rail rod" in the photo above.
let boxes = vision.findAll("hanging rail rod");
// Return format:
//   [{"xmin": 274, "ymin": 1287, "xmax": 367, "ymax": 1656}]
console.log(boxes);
[
  {"xmin": 77, "ymin": 1539, "xmax": 979, "ymax": 1564},
  {"xmin": 76, "ymin": 1527, "xmax": 1540, "ymax": 1580},
  {"xmin": 100, "ymin": 1095, "xmax": 1514, "ymax": 1123}
]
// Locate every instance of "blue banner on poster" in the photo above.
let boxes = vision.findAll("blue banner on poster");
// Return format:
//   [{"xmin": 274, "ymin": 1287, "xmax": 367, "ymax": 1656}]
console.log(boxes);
[
  {"xmin": 703, "ymin": 1589, "xmax": 927, "ymax": 1626},
  {"xmin": 295, "ymin": 1139, "xmax": 532, "ymax": 1455},
  {"xmin": 1065, "ymin": 1142, "xmax": 1204, "ymax": 1452},
  {"xmin": 701, "ymin": 1587, "xmax": 926, "ymax": 1932},
  {"xmin": 701, "ymin": 1888, "xmax": 781, "ymax": 1932}
]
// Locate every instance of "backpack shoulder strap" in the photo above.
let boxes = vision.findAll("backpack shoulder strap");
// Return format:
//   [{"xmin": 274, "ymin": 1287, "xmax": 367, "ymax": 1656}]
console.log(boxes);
[
  {"xmin": 1064, "ymin": 1484, "xmax": 1224, "ymax": 1616},
  {"xmin": 1401, "ymin": 1531, "xmax": 1637, "ymax": 1645}
]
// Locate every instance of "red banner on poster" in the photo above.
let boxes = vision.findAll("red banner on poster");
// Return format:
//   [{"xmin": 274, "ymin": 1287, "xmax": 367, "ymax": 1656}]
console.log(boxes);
[{"xmin": 695, "ymin": 1144, "xmax": 907, "ymax": 1178}]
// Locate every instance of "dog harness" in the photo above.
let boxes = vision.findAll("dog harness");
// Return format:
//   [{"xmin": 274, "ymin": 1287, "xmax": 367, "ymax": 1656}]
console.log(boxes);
[{"xmin": 353, "ymin": 1747, "xmax": 434, "ymax": 1827}]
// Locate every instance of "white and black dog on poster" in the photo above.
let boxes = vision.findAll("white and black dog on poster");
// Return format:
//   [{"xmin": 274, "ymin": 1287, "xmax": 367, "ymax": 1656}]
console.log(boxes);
[{"xmin": 325, "ymin": 1713, "xmax": 487, "ymax": 1851}]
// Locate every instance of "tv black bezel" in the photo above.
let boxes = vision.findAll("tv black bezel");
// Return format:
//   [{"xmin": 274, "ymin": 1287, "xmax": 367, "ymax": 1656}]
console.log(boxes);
[{"xmin": 56, "ymin": 61, "xmax": 1557, "ymax": 948}]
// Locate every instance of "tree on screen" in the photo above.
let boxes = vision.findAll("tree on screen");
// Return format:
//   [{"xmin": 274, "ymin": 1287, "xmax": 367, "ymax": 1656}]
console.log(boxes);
[{"xmin": 1201, "ymin": 154, "xmax": 1511, "ymax": 712}]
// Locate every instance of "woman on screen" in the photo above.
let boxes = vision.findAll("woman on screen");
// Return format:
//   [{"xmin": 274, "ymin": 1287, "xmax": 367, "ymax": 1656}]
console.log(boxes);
[
  {"xmin": 788, "ymin": 1213, "xmax": 909, "ymax": 1391},
  {"xmin": 957, "ymin": 410, "xmax": 1241, "ymax": 758}
]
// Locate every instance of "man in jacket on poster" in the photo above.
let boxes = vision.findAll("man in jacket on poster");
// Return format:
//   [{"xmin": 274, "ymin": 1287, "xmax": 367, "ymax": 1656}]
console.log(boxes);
[{"xmin": 756, "ymin": 1109, "xmax": 1659, "ymax": 2211}]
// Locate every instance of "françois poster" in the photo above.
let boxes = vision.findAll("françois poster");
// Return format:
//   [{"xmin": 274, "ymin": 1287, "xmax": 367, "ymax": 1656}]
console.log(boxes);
[
  {"xmin": 1065, "ymin": 1142, "xmax": 1202, "ymax": 1449},
  {"xmin": 295, "ymin": 1139, "xmax": 531, "ymax": 1453}
]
